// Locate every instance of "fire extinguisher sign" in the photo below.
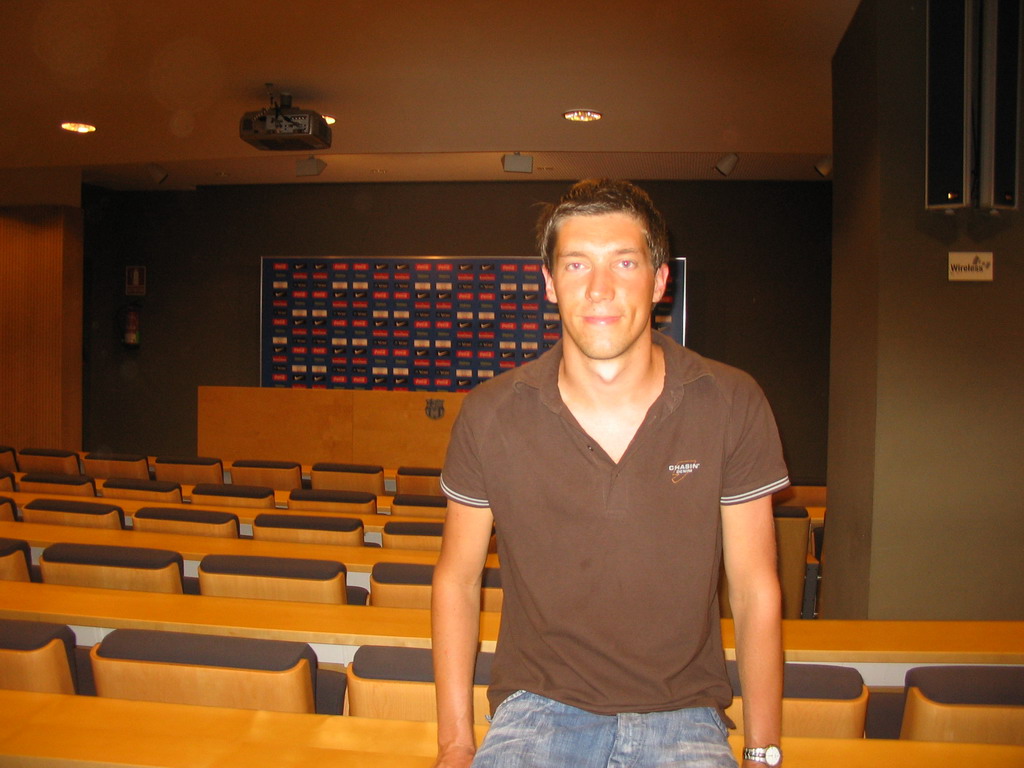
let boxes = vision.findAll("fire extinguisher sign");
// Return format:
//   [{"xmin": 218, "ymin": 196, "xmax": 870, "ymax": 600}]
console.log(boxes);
[{"xmin": 125, "ymin": 266, "xmax": 146, "ymax": 296}]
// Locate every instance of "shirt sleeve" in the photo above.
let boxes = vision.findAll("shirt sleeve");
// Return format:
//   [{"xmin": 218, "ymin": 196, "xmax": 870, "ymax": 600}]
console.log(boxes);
[
  {"xmin": 440, "ymin": 395, "xmax": 492, "ymax": 508},
  {"xmin": 718, "ymin": 372, "xmax": 790, "ymax": 506}
]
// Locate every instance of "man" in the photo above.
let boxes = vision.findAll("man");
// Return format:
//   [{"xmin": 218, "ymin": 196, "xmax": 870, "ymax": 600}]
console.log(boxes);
[{"xmin": 432, "ymin": 179, "xmax": 788, "ymax": 768}]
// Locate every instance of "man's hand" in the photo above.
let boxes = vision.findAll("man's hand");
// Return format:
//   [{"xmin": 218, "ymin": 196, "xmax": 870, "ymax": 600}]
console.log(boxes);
[{"xmin": 433, "ymin": 744, "xmax": 476, "ymax": 768}]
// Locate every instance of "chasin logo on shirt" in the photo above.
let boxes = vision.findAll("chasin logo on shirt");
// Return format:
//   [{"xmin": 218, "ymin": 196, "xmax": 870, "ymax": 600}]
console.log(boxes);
[{"xmin": 668, "ymin": 461, "xmax": 701, "ymax": 483}]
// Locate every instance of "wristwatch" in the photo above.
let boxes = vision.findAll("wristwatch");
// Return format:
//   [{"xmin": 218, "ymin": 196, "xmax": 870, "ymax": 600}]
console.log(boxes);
[{"xmin": 743, "ymin": 745, "xmax": 782, "ymax": 766}]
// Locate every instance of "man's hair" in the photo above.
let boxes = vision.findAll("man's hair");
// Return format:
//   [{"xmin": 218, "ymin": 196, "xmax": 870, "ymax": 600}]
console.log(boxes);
[{"xmin": 536, "ymin": 178, "xmax": 669, "ymax": 272}]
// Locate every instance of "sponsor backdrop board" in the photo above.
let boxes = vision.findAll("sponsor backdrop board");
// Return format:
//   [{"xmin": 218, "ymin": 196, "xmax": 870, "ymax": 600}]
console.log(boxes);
[{"xmin": 261, "ymin": 256, "xmax": 685, "ymax": 391}]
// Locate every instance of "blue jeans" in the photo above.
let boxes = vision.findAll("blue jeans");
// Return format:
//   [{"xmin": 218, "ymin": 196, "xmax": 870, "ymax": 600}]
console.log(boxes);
[{"xmin": 472, "ymin": 691, "xmax": 738, "ymax": 768}]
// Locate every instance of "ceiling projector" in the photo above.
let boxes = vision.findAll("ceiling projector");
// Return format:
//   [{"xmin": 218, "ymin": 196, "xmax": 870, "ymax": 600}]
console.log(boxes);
[{"xmin": 240, "ymin": 92, "xmax": 332, "ymax": 151}]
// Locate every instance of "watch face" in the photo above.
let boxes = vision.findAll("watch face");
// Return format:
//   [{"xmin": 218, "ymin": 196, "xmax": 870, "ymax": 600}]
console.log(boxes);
[{"xmin": 765, "ymin": 745, "xmax": 782, "ymax": 766}]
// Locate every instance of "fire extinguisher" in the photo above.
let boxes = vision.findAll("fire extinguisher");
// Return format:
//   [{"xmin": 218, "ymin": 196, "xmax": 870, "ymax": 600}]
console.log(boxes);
[{"xmin": 117, "ymin": 303, "xmax": 141, "ymax": 348}]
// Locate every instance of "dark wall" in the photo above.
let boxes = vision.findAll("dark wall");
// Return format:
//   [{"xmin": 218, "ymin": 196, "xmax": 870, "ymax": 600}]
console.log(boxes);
[{"xmin": 83, "ymin": 180, "xmax": 831, "ymax": 482}]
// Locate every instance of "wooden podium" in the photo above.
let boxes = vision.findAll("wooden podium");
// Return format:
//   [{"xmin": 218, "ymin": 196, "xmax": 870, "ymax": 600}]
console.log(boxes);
[{"xmin": 197, "ymin": 387, "xmax": 466, "ymax": 468}]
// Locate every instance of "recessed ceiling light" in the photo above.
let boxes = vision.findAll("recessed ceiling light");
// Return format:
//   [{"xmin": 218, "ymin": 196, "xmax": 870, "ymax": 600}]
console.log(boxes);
[
  {"xmin": 61, "ymin": 122, "xmax": 96, "ymax": 133},
  {"xmin": 323, "ymin": 115, "xmax": 336, "ymax": 125},
  {"xmin": 563, "ymin": 109, "xmax": 602, "ymax": 122}
]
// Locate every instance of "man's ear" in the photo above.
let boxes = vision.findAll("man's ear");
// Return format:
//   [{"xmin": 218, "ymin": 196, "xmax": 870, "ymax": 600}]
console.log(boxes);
[
  {"xmin": 542, "ymin": 265, "xmax": 558, "ymax": 304},
  {"xmin": 651, "ymin": 263, "xmax": 669, "ymax": 304}
]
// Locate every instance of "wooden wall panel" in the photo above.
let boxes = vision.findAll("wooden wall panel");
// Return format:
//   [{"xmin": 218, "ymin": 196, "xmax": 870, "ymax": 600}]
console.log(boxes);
[
  {"xmin": 198, "ymin": 387, "xmax": 464, "ymax": 468},
  {"xmin": 0, "ymin": 207, "xmax": 82, "ymax": 450}
]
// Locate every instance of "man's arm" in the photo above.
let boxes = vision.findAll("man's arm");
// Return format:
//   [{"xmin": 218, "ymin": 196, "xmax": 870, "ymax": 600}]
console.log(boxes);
[
  {"xmin": 721, "ymin": 495, "xmax": 783, "ymax": 765},
  {"xmin": 432, "ymin": 499, "xmax": 496, "ymax": 768}
]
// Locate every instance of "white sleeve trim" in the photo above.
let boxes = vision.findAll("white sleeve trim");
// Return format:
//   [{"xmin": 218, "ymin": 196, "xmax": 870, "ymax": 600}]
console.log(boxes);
[
  {"xmin": 439, "ymin": 476, "xmax": 491, "ymax": 508},
  {"xmin": 720, "ymin": 476, "xmax": 791, "ymax": 506}
]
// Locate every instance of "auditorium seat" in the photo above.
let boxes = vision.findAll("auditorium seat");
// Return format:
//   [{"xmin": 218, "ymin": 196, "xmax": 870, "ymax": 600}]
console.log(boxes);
[
  {"xmin": 900, "ymin": 665, "xmax": 1024, "ymax": 745},
  {"xmin": 81, "ymin": 452, "xmax": 150, "ymax": 481},
  {"xmin": 40, "ymin": 542, "xmax": 184, "ymax": 594},
  {"xmin": 18, "ymin": 472, "xmax": 96, "ymax": 497},
  {"xmin": 345, "ymin": 644, "xmax": 492, "ymax": 723},
  {"xmin": 390, "ymin": 493, "xmax": 447, "ymax": 519},
  {"xmin": 21, "ymin": 498, "xmax": 125, "ymax": 529},
  {"xmin": 100, "ymin": 478, "xmax": 183, "ymax": 503},
  {"xmin": 381, "ymin": 521, "xmax": 446, "ymax": 550},
  {"xmin": 0, "ymin": 497, "xmax": 15, "ymax": 522},
  {"xmin": 288, "ymin": 488, "xmax": 377, "ymax": 516},
  {"xmin": 0, "ymin": 446, "xmax": 16, "ymax": 474},
  {"xmin": 132, "ymin": 506, "xmax": 240, "ymax": 538},
  {"xmin": 0, "ymin": 472, "xmax": 12, "ymax": 492},
  {"xmin": 190, "ymin": 483, "xmax": 276, "ymax": 509},
  {"xmin": 310, "ymin": 462, "xmax": 385, "ymax": 495},
  {"xmin": 91, "ymin": 628, "xmax": 322, "ymax": 714},
  {"xmin": 0, "ymin": 618, "xmax": 78, "ymax": 694},
  {"xmin": 369, "ymin": 562, "xmax": 502, "ymax": 611},
  {"xmin": 198, "ymin": 553, "xmax": 353, "ymax": 604},
  {"xmin": 230, "ymin": 460, "xmax": 303, "ymax": 491},
  {"xmin": 395, "ymin": 466, "xmax": 443, "ymax": 497},
  {"xmin": 726, "ymin": 661, "xmax": 868, "ymax": 738},
  {"xmin": 152, "ymin": 455, "xmax": 224, "ymax": 485},
  {"xmin": 252, "ymin": 513, "xmax": 365, "ymax": 547},
  {"xmin": 0, "ymin": 538, "xmax": 31, "ymax": 581},
  {"xmin": 17, "ymin": 448, "xmax": 81, "ymax": 475}
]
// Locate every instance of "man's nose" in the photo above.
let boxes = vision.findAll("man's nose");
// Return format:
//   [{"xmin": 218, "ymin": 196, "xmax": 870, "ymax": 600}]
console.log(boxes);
[{"xmin": 586, "ymin": 266, "xmax": 614, "ymax": 301}]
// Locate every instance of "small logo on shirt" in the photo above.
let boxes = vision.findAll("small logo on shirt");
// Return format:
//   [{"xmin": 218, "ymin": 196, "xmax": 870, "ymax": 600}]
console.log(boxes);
[{"xmin": 668, "ymin": 461, "xmax": 701, "ymax": 483}]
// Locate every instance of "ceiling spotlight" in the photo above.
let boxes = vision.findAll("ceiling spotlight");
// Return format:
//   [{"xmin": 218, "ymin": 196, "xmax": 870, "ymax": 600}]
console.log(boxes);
[
  {"xmin": 296, "ymin": 155, "xmax": 327, "ymax": 177},
  {"xmin": 322, "ymin": 115, "xmax": 336, "ymax": 125},
  {"xmin": 814, "ymin": 156, "xmax": 833, "ymax": 177},
  {"xmin": 61, "ymin": 122, "xmax": 96, "ymax": 134},
  {"xmin": 563, "ymin": 109, "xmax": 602, "ymax": 122},
  {"xmin": 715, "ymin": 153, "xmax": 739, "ymax": 176}
]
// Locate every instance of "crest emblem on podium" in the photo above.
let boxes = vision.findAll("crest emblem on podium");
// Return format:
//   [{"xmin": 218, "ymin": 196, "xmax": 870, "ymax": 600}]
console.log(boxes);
[{"xmin": 425, "ymin": 398, "xmax": 445, "ymax": 420}]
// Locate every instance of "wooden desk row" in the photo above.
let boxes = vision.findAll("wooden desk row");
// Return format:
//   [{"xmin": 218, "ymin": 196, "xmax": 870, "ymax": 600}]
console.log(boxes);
[
  {"xmin": 2, "ymin": 490, "xmax": 442, "ymax": 535},
  {"xmin": 2, "ymin": 579, "xmax": 1022, "ymax": 671},
  {"xmin": 1, "ymin": 689, "xmax": 1021, "ymax": 767},
  {"xmin": 0, "ymin": 519, "xmax": 498, "ymax": 576}
]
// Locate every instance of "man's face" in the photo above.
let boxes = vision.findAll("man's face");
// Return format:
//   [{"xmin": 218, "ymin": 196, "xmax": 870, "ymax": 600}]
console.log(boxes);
[{"xmin": 542, "ymin": 212, "xmax": 668, "ymax": 363}]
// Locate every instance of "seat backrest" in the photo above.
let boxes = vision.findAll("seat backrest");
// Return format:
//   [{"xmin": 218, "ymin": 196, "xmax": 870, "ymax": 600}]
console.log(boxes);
[
  {"xmin": 230, "ymin": 460, "xmax": 303, "ymax": 491},
  {"xmin": 198, "ymin": 554, "xmax": 348, "ymax": 604},
  {"xmin": 91, "ymin": 628, "xmax": 316, "ymax": 713},
  {"xmin": 0, "ymin": 496, "xmax": 15, "ymax": 522},
  {"xmin": 900, "ymin": 665, "xmax": 1024, "ymax": 745},
  {"xmin": 17, "ymin": 448, "xmax": 81, "ymax": 475},
  {"xmin": 189, "ymin": 483, "xmax": 276, "ymax": 509},
  {"xmin": 21, "ymin": 498, "xmax": 125, "ymax": 529},
  {"xmin": 152, "ymin": 456, "xmax": 224, "ymax": 485},
  {"xmin": 18, "ymin": 472, "xmax": 96, "ymax": 497},
  {"xmin": 310, "ymin": 462, "xmax": 385, "ymax": 495},
  {"xmin": 0, "ymin": 618, "xmax": 78, "ymax": 694},
  {"xmin": 0, "ymin": 473, "xmax": 13, "ymax": 493},
  {"xmin": 0, "ymin": 538, "xmax": 32, "ymax": 582},
  {"xmin": 252, "ymin": 513, "xmax": 364, "ymax": 547},
  {"xmin": 40, "ymin": 542, "xmax": 184, "ymax": 594},
  {"xmin": 395, "ymin": 466, "xmax": 443, "ymax": 497},
  {"xmin": 81, "ymin": 452, "xmax": 150, "ymax": 481},
  {"xmin": 288, "ymin": 488, "xmax": 377, "ymax": 515},
  {"xmin": 0, "ymin": 447, "xmax": 16, "ymax": 474},
  {"xmin": 381, "ymin": 521, "xmax": 445, "ymax": 550},
  {"xmin": 346, "ymin": 645, "xmax": 492, "ymax": 723},
  {"xmin": 370, "ymin": 562, "xmax": 502, "ymax": 611},
  {"xmin": 99, "ymin": 478, "xmax": 183, "ymax": 503},
  {"xmin": 389, "ymin": 493, "xmax": 447, "ymax": 519},
  {"xmin": 132, "ymin": 506, "xmax": 239, "ymax": 538},
  {"xmin": 725, "ymin": 661, "xmax": 868, "ymax": 738}
]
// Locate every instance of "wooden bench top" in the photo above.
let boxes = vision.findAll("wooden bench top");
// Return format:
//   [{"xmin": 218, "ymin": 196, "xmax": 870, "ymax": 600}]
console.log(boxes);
[
  {"xmin": 0, "ymin": 519, "xmax": 498, "ymax": 574},
  {"xmin": 0, "ymin": 689, "xmax": 1020, "ymax": 767}
]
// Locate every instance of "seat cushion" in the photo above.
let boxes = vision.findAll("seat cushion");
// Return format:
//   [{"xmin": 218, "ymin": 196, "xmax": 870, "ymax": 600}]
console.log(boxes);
[
  {"xmin": 134, "ymin": 507, "xmax": 239, "ymax": 526},
  {"xmin": 42, "ymin": 542, "xmax": 182, "ymax": 571},
  {"xmin": 200, "ymin": 554, "xmax": 345, "ymax": 581},
  {"xmin": 352, "ymin": 645, "xmax": 492, "ymax": 684},
  {"xmin": 23, "ymin": 499, "xmax": 125, "ymax": 527},
  {"xmin": 102, "ymin": 478, "xmax": 180, "ymax": 493},
  {"xmin": 0, "ymin": 618, "xmax": 77, "ymax": 684},
  {"xmin": 254, "ymin": 513, "xmax": 362, "ymax": 533},
  {"xmin": 191, "ymin": 483, "xmax": 274, "ymax": 499},
  {"xmin": 289, "ymin": 489, "xmax": 376, "ymax": 505},
  {"xmin": 312, "ymin": 463, "xmax": 383, "ymax": 474}
]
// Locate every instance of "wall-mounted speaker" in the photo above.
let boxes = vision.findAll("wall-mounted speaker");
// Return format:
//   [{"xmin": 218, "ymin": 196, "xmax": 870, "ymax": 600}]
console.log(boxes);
[
  {"xmin": 927, "ymin": 0, "xmax": 1021, "ymax": 211},
  {"xmin": 978, "ymin": 0, "xmax": 1020, "ymax": 209}
]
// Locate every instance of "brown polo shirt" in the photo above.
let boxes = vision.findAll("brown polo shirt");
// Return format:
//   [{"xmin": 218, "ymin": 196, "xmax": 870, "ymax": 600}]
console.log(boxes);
[{"xmin": 441, "ymin": 333, "xmax": 790, "ymax": 715}]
